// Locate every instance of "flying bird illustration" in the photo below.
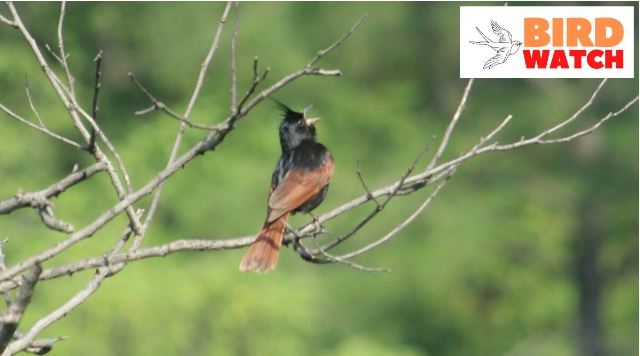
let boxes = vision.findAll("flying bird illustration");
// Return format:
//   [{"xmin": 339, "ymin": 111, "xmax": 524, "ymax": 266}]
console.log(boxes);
[{"xmin": 469, "ymin": 20, "xmax": 522, "ymax": 69}]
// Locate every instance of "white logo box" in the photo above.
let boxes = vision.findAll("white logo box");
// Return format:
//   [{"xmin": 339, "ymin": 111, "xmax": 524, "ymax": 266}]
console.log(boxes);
[{"xmin": 460, "ymin": 6, "xmax": 635, "ymax": 78}]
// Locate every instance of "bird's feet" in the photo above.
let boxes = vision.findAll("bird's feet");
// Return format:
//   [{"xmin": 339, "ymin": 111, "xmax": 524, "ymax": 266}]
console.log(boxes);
[{"xmin": 307, "ymin": 212, "xmax": 325, "ymax": 238}]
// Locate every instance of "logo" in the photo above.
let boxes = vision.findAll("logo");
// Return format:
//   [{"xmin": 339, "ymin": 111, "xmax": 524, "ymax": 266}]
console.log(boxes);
[
  {"xmin": 470, "ymin": 20, "xmax": 522, "ymax": 69},
  {"xmin": 460, "ymin": 6, "xmax": 634, "ymax": 78}
]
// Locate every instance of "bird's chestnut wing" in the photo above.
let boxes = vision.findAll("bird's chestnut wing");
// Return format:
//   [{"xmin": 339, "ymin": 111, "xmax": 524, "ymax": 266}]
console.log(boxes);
[{"xmin": 267, "ymin": 154, "xmax": 333, "ymax": 222}]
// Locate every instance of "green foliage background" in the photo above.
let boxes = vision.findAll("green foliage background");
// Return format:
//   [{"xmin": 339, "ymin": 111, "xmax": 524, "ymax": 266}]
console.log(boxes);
[{"xmin": 0, "ymin": 2, "xmax": 637, "ymax": 355}]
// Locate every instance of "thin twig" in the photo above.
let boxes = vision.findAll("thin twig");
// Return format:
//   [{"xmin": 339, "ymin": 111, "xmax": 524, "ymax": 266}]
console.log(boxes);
[
  {"xmin": 37, "ymin": 206, "xmax": 74, "ymax": 234},
  {"xmin": 0, "ymin": 81, "xmax": 634, "ymax": 286},
  {"xmin": 320, "ymin": 138, "xmax": 434, "ymax": 252},
  {"xmin": 230, "ymin": 2, "xmax": 239, "ymax": 116},
  {"xmin": 57, "ymin": 1, "xmax": 76, "ymax": 98},
  {"xmin": 131, "ymin": 1, "xmax": 233, "ymax": 251},
  {"xmin": 0, "ymin": 162, "xmax": 107, "ymax": 215},
  {"xmin": 23, "ymin": 336, "xmax": 66, "ymax": 355},
  {"xmin": 278, "ymin": 86, "xmax": 637, "ymax": 245},
  {"xmin": 0, "ymin": 240, "xmax": 10, "ymax": 307},
  {"xmin": 5, "ymin": 269, "xmax": 108, "ymax": 354},
  {"xmin": 0, "ymin": 3, "xmax": 362, "ymax": 283},
  {"xmin": 0, "ymin": 101, "xmax": 82, "ymax": 149},
  {"xmin": 87, "ymin": 50, "xmax": 103, "ymax": 153},
  {"xmin": 24, "ymin": 83, "xmax": 44, "ymax": 128},
  {"xmin": 355, "ymin": 160, "xmax": 379, "ymax": 206},
  {"xmin": 538, "ymin": 96, "xmax": 638, "ymax": 144},
  {"xmin": 426, "ymin": 78, "xmax": 474, "ymax": 170},
  {"xmin": 0, "ymin": 236, "xmax": 255, "ymax": 293},
  {"xmin": 44, "ymin": 43, "xmax": 64, "ymax": 66},
  {"xmin": 235, "ymin": 57, "xmax": 269, "ymax": 115},
  {"xmin": 535, "ymin": 79, "xmax": 607, "ymax": 139},
  {"xmin": 128, "ymin": 74, "xmax": 218, "ymax": 130},
  {"xmin": 0, "ymin": 12, "xmax": 15, "ymax": 28},
  {"xmin": 306, "ymin": 13, "xmax": 367, "ymax": 68},
  {"xmin": 316, "ymin": 249, "xmax": 391, "ymax": 273},
  {"xmin": 8, "ymin": 2, "xmax": 141, "ymax": 232},
  {"xmin": 0, "ymin": 264, "xmax": 41, "ymax": 354},
  {"xmin": 5, "ymin": 224, "xmax": 133, "ymax": 355},
  {"xmin": 336, "ymin": 170, "xmax": 454, "ymax": 260},
  {"xmin": 8, "ymin": 2, "xmax": 90, "ymax": 140}
]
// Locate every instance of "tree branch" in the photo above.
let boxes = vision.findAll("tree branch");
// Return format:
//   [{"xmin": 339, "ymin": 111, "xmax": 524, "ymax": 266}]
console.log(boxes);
[
  {"xmin": 426, "ymin": 78, "xmax": 474, "ymax": 170},
  {"xmin": 0, "ymin": 101, "xmax": 82, "ymax": 149},
  {"xmin": 0, "ymin": 162, "xmax": 107, "ymax": 215},
  {"xmin": 306, "ymin": 13, "xmax": 367, "ymax": 68},
  {"xmin": 230, "ymin": 2, "xmax": 239, "ymax": 116},
  {"xmin": 2, "ymin": 83, "xmax": 633, "ymax": 286},
  {"xmin": 8, "ymin": 2, "xmax": 142, "ymax": 233},
  {"xmin": 86, "ymin": 50, "xmax": 103, "ymax": 154},
  {"xmin": 129, "ymin": 74, "xmax": 219, "ymax": 130},
  {"xmin": 0, "ymin": 264, "xmax": 41, "ymax": 354},
  {"xmin": 130, "ymin": 1, "xmax": 234, "ymax": 252}
]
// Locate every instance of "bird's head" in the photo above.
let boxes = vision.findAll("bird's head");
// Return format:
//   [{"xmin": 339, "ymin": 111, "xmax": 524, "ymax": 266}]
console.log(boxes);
[{"xmin": 273, "ymin": 100, "xmax": 320, "ymax": 152}]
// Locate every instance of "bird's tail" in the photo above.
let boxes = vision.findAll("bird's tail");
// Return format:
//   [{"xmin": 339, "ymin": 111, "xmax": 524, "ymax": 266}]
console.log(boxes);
[
  {"xmin": 239, "ymin": 213, "xmax": 289, "ymax": 272},
  {"xmin": 475, "ymin": 27, "xmax": 492, "ymax": 42}
]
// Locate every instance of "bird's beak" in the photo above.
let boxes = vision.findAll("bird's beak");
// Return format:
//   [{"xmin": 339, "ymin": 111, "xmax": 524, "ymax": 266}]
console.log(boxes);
[
  {"xmin": 305, "ymin": 117, "xmax": 321, "ymax": 126},
  {"xmin": 302, "ymin": 105, "xmax": 313, "ymax": 116}
]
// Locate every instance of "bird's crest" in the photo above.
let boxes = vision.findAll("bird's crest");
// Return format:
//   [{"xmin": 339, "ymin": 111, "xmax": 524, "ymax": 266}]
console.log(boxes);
[{"xmin": 270, "ymin": 98, "xmax": 303, "ymax": 122}]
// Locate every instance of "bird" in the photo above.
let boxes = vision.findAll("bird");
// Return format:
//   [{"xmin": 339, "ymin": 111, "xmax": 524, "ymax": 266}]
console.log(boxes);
[
  {"xmin": 239, "ymin": 101, "xmax": 334, "ymax": 272},
  {"xmin": 469, "ymin": 20, "xmax": 522, "ymax": 69}
]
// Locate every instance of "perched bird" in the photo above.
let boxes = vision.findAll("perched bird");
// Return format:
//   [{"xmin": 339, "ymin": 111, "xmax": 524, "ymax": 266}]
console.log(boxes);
[
  {"xmin": 239, "ymin": 102, "xmax": 334, "ymax": 272},
  {"xmin": 470, "ymin": 20, "xmax": 522, "ymax": 69}
]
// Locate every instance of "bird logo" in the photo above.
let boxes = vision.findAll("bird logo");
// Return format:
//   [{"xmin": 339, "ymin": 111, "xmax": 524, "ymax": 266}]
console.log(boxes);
[{"xmin": 470, "ymin": 20, "xmax": 522, "ymax": 69}]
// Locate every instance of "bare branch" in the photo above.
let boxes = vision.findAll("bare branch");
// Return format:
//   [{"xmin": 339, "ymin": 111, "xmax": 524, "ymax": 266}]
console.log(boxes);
[
  {"xmin": 355, "ymin": 160, "xmax": 379, "ymax": 206},
  {"xmin": 0, "ymin": 11, "xmax": 15, "ymax": 28},
  {"xmin": 184, "ymin": 2, "xmax": 233, "ymax": 119},
  {"xmin": 230, "ymin": 2, "xmax": 239, "ymax": 116},
  {"xmin": 0, "ymin": 264, "xmax": 41, "ymax": 354},
  {"xmin": 7, "ymin": 2, "xmax": 90, "ymax": 140},
  {"xmin": 130, "ymin": 1, "xmax": 233, "ymax": 251},
  {"xmin": 319, "ymin": 138, "xmax": 434, "ymax": 252},
  {"xmin": 24, "ymin": 336, "xmax": 66, "ymax": 355},
  {"xmin": 426, "ymin": 78, "xmax": 474, "ymax": 170},
  {"xmin": 538, "ymin": 96, "xmax": 638, "ymax": 144},
  {"xmin": 235, "ymin": 56, "xmax": 269, "ymax": 115},
  {"xmin": 6, "ymin": 268, "xmax": 107, "ymax": 354},
  {"xmin": 8, "ymin": 2, "xmax": 141, "ymax": 232},
  {"xmin": 0, "ymin": 240, "xmax": 11, "ymax": 307},
  {"xmin": 1, "ymin": 78, "xmax": 635, "ymax": 285},
  {"xmin": 336, "ymin": 169, "xmax": 454, "ymax": 261},
  {"xmin": 5, "ymin": 223, "xmax": 133, "ymax": 354},
  {"xmin": 0, "ymin": 162, "xmax": 106, "ymax": 215},
  {"xmin": 479, "ymin": 114, "xmax": 513, "ymax": 146},
  {"xmin": 0, "ymin": 2, "xmax": 364, "ymax": 282},
  {"xmin": 535, "ymin": 79, "xmax": 607, "ymax": 139},
  {"xmin": 277, "ymin": 85, "xmax": 638, "ymax": 247},
  {"xmin": 306, "ymin": 13, "xmax": 367, "ymax": 68},
  {"xmin": 24, "ymin": 84, "xmax": 44, "ymax": 128},
  {"xmin": 87, "ymin": 50, "xmax": 103, "ymax": 154},
  {"xmin": 129, "ymin": 74, "xmax": 219, "ymax": 130},
  {"xmin": 44, "ymin": 43, "xmax": 64, "ymax": 67},
  {"xmin": 0, "ymin": 101, "xmax": 82, "ymax": 149},
  {"xmin": 57, "ymin": 1, "xmax": 76, "ymax": 98},
  {"xmin": 314, "ymin": 246, "xmax": 391, "ymax": 273},
  {"xmin": 0, "ymin": 236, "xmax": 254, "ymax": 293},
  {"xmin": 37, "ymin": 206, "xmax": 73, "ymax": 234}
]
